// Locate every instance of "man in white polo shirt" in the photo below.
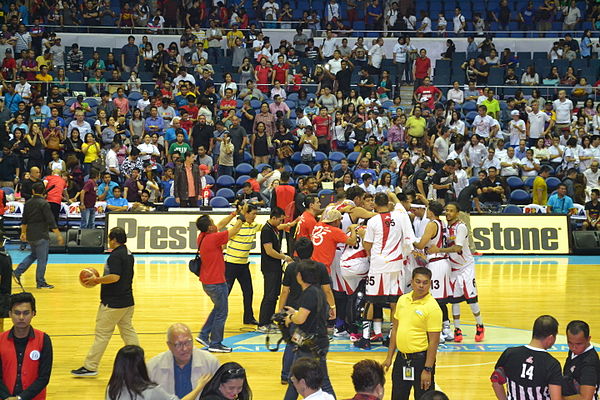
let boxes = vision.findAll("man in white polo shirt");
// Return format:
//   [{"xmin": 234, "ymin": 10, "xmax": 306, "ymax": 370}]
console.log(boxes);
[
  {"xmin": 471, "ymin": 104, "xmax": 500, "ymax": 140},
  {"xmin": 552, "ymin": 90, "xmax": 573, "ymax": 135},
  {"xmin": 499, "ymin": 146, "xmax": 521, "ymax": 178},
  {"xmin": 526, "ymin": 100, "xmax": 553, "ymax": 148}
]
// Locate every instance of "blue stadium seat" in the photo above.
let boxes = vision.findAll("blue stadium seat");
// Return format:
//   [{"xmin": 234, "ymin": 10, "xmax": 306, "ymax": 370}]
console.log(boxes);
[
  {"xmin": 235, "ymin": 163, "xmax": 253, "ymax": 175},
  {"xmin": 506, "ymin": 176, "xmax": 524, "ymax": 190},
  {"xmin": 216, "ymin": 188, "xmax": 235, "ymax": 201},
  {"xmin": 313, "ymin": 164, "xmax": 321, "ymax": 173},
  {"xmin": 546, "ymin": 176, "xmax": 561, "ymax": 192},
  {"xmin": 329, "ymin": 151, "xmax": 345, "ymax": 163},
  {"xmin": 216, "ymin": 175, "xmax": 235, "ymax": 188},
  {"xmin": 524, "ymin": 176, "xmax": 536, "ymax": 189},
  {"xmin": 293, "ymin": 164, "xmax": 312, "ymax": 176},
  {"xmin": 243, "ymin": 151, "xmax": 253, "ymax": 163},
  {"xmin": 315, "ymin": 151, "xmax": 327, "ymax": 162},
  {"xmin": 510, "ymin": 189, "xmax": 531, "ymax": 205},
  {"xmin": 333, "ymin": 163, "xmax": 343, "ymax": 171},
  {"xmin": 291, "ymin": 152, "xmax": 302, "ymax": 164},
  {"xmin": 466, "ymin": 111, "xmax": 478, "ymax": 123},
  {"xmin": 318, "ymin": 189, "xmax": 334, "ymax": 197},
  {"xmin": 503, "ymin": 205, "xmax": 523, "ymax": 214},
  {"xmin": 347, "ymin": 151, "xmax": 360, "ymax": 164},
  {"xmin": 236, "ymin": 175, "xmax": 250, "ymax": 186},
  {"xmin": 163, "ymin": 196, "xmax": 178, "ymax": 208},
  {"xmin": 210, "ymin": 196, "xmax": 230, "ymax": 208},
  {"xmin": 256, "ymin": 163, "xmax": 272, "ymax": 171},
  {"xmin": 205, "ymin": 175, "xmax": 215, "ymax": 185},
  {"xmin": 468, "ymin": 177, "xmax": 480, "ymax": 185},
  {"xmin": 462, "ymin": 101, "xmax": 477, "ymax": 113}
]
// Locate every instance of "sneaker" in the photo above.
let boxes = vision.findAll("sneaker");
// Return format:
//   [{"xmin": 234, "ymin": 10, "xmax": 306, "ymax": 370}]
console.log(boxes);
[
  {"xmin": 475, "ymin": 324, "xmax": 485, "ymax": 342},
  {"xmin": 195, "ymin": 336, "xmax": 209, "ymax": 347},
  {"xmin": 208, "ymin": 343, "xmax": 232, "ymax": 353},
  {"xmin": 37, "ymin": 283, "xmax": 54, "ymax": 289},
  {"xmin": 19, "ymin": 243, "xmax": 26, "ymax": 251},
  {"xmin": 243, "ymin": 318, "xmax": 258, "ymax": 325},
  {"xmin": 442, "ymin": 327, "xmax": 454, "ymax": 342},
  {"xmin": 256, "ymin": 325, "xmax": 272, "ymax": 333},
  {"xmin": 454, "ymin": 328, "xmax": 463, "ymax": 343},
  {"xmin": 12, "ymin": 271, "xmax": 21, "ymax": 287},
  {"xmin": 333, "ymin": 328, "xmax": 349, "ymax": 338},
  {"xmin": 370, "ymin": 333, "xmax": 384, "ymax": 343},
  {"xmin": 71, "ymin": 367, "xmax": 98, "ymax": 377},
  {"xmin": 349, "ymin": 333, "xmax": 362, "ymax": 342},
  {"xmin": 354, "ymin": 337, "xmax": 371, "ymax": 349}
]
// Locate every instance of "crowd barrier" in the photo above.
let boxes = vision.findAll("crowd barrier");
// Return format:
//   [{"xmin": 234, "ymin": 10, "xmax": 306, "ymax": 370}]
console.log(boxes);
[{"xmin": 106, "ymin": 210, "xmax": 572, "ymax": 255}]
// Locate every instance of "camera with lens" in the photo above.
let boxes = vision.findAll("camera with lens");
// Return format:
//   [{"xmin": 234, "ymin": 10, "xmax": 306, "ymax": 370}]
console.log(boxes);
[{"xmin": 265, "ymin": 312, "xmax": 325, "ymax": 357}]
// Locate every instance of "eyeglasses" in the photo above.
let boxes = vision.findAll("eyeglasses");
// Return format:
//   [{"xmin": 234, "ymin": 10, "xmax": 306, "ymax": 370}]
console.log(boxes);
[
  {"xmin": 169, "ymin": 339, "xmax": 193, "ymax": 350},
  {"xmin": 225, "ymin": 367, "xmax": 246, "ymax": 378}
]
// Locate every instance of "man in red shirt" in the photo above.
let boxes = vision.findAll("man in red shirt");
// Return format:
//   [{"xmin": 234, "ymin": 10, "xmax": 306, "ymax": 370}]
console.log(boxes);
[
  {"xmin": 79, "ymin": 170, "xmax": 99, "ymax": 229},
  {"xmin": 195, "ymin": 207, "xmax": 245, "ymax": 353},
  {"xmin": 272, "ymin": 54, "xmax": 289, "ymax": 85},
  {"xmin": 310, "ymin": 208, "xmax": 358, "ymax": 272},
  {"xmin": 43, "ymin": 169, "xmax": 67, "ymax": 224},
  {"xmin": 219, "ymin": 88, "xmax": 237, "ymax": 117},
  {"xmin": 413, "ymin": 48, "xmax": 431, "ymax": 89},
  {"xmin": 413, "ymin": 76, "xmax": 442, "ymax": 110},
  {"xmin": 295, "ymin": 194, "xmax": 321, "ymax": 240},
  {"xmin": 312, "ymin": 107, "xmax": 332, "ymax": 153}
]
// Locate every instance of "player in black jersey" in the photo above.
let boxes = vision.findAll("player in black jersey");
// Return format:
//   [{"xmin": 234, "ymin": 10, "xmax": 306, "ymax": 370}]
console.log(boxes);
[
  {"xmin": 563, "ymin": 320, "xmax": 600, "ymax": 400},
  {"xmin": 491, "ymin": 315, "xmax": 562, "ymax": 400}
]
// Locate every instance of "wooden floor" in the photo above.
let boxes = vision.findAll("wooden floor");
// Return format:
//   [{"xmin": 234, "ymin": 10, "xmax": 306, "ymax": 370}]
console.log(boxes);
[{"xmin": 3, "ymin": 252, "xmax": 599, "ymax": 400}]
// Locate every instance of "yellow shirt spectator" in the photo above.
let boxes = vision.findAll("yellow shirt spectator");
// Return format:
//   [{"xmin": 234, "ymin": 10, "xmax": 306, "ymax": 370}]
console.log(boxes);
[
  {"xmin": 406, "ymin": 115, "xmax": 427, "ymax": 138},
  {"xmin": 532, "ymin": 176, "xmax": 548, "ymax": 205},
  {"xmin": 394, "ymin": 292, "xmax": 442, "ymax": 354},
  {"xmin": 226, "ymin": 30, "xmax": 245, "ymax": 49},
  {"xmin": 82, "ymin": 142, "xmax": 101, "ymax": 163},
  {"xmin": 224, "ymin": 221, "xmax": 263, "ymax": 264}
]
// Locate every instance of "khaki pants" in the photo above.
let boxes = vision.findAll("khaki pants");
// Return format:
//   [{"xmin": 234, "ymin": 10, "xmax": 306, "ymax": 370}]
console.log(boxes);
[
  {"xmin": 84, "ymin": 304, "xmax": 139, "ymax": 371},
  {"xmin": 459, "ymin": 211, "xmax": 476, "ymax": 252}
]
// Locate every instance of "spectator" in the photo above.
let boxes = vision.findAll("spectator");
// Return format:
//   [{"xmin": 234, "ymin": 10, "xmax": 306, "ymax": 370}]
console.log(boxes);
[
  {"xmin": 562, "ymin": 0, "xmax": 581, "ymax": 30},
  {"xmin": 532, "ymin": 166, "xmax": 552, "ymax": 205},
  {"xmin": 413, "ymin": 49, "xmax": 431, "ymax": 88},
  {"xmin": 547, "ymin": 183, "xmax": 576, "ymax": 215},
  {"xmin": 583, "ymin": 189, "xmax": 600, "ymax": 230},
  {"xmin": 453, "ymin": 7, "xmax": 466, "ymax": 34},
  {"xmin": 478, "ymin": 167, "xmax": 506, "ymax": 211}
]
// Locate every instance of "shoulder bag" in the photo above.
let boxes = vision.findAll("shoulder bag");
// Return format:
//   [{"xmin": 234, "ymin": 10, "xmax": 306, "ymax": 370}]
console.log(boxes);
[{"xmin": 188, "ymin": 235, "xmax": 203, "ymax": 276}]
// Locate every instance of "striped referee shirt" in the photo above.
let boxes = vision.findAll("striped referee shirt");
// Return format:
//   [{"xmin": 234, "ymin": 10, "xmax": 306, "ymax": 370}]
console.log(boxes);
[
  {"xmin": 224, "ymin": 222, "xmax": 262, "ymax": 265},
  {"xmin": 494, "ymin": 345, "xmax": 562, "ymax": 400}
]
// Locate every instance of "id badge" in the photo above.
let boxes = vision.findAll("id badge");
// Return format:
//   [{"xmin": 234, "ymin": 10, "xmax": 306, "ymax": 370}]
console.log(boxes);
[{"xmin": 403, "ymin": 366, "xmax": 415, "ymax": 381}]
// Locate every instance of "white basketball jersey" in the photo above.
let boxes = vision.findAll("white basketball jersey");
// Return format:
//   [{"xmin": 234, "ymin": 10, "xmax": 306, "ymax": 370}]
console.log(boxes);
[
  {"xmin": 365, "ymin": 211, "xmax": 414, "ymax": 274},
  {"xmin": 426, "ymin": 219, "xmax": 448, "ymax": 262},
  {"xmin": 446, "ymin": 220, "xmax": 475, "ymax": 270}
]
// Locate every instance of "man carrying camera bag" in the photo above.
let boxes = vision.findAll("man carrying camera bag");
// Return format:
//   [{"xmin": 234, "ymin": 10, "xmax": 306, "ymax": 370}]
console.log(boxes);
[{"xmin": 283, "ymin": 260, "xmax": 335, "ymax": 400}]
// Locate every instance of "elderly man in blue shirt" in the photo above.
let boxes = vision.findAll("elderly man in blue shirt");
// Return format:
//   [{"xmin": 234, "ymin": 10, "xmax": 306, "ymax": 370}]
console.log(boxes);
[
  {"xmin": 547, "ymin": 183, "xmax": 577, "ymax": 215},
  {"xmin": 144, "ymin": 106, "xmax": 165, "ymax": 136}
]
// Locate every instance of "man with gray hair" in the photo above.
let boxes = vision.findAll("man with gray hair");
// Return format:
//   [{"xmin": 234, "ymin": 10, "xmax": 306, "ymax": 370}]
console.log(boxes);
[{"xmin": 147, "ymin": 323, "xmax": 220, "ymax": 399}]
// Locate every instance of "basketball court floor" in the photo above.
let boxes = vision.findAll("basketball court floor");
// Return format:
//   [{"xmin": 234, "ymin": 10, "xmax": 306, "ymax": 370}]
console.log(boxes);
[{"xmin": 4, "ymin": 248, "xmax": 599, "ymax": 400}]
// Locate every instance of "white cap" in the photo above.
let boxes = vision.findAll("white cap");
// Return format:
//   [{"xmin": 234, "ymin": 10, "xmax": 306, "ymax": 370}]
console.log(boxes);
[{"xmin": 511, "ymin": 110, "xmax": 520, "ymax": 116}]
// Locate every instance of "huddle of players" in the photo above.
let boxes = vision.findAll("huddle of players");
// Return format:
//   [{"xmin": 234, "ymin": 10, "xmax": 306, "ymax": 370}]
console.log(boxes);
[{"xmin": 296, "ymin": 185, "xmax": 484, "ymax": 349}]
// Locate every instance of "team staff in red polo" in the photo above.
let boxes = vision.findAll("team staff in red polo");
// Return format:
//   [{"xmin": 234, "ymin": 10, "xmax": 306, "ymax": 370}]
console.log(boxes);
[{"xmin": 0, "ymin": 292, "xmax": 53, "ymax": 400}]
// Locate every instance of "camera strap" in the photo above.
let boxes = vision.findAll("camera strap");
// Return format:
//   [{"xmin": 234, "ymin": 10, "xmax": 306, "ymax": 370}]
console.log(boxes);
[{"xmin": 265, "ymin": 332, "xmax": 286, "ymax": 352}]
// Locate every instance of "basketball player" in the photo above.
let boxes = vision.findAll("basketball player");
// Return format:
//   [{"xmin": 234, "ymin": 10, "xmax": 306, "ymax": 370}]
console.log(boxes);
[
  {"xmin": 428, "ymin": 202, "xmax": 485, "ymax": 343},
  {"xmin": 362, "ymin": 193, "xmax": 415, "ymax": 349},
  {"xmin": 491, "ymin": 315, "xmax": 562, "ymax": 400},
  {"xmin": 413, "ymin": 201, "xmax": 453, "ymax": 342},
  {"xmin": 295, "ymin": 195, "xmax": 321, "ymax": 239},
  {"xmin": 562, "ymin": 320, "xmax": 600, "ymax": 400}
]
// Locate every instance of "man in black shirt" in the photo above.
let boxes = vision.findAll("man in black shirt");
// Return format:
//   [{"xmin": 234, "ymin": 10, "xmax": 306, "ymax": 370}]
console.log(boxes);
[
  {"xmin": 457, "ymin": 181, "xmax": 482, "ymax": 214},
  {"xmin": 190, "ymin": 115, "xmax": 213, "ymax": 153},
  {"xmin": 71, "ymin": 227, "xmax": 139, "ymax": 377},
  {"xmin": 583, "ymin": 189, "xmax": 600, "ymax": 231},
  {"xmin": 13, "ymin": 182, "xmax": 64, "ymax": 289},
  {"xmin": 336, "ymin": 59, "xmax": 354, "ymax": 97},
  {"xmin": 408, "ymin": 161, "xmax": 432, "ymax": 199},
  {"xmin": 0, "ymin": 292, "xmax": 52, "ymax": 400},
  {"xmin": 236, "ymin": 182, "xmax": 265, "ymax": 206},
  {"xmin": 20, "ymin": 167, "xmax": 42, "ymax": 201},
  {"xmin": 562, "ymin": 320, "xmax": 600, "ymax": 399},
  {"xmin": 278, "ymin": 238, "xmax": 335, "ymax": 384},
  {"xmin": 257, "ymin": 207, "xmax": 294, "ymax": 331},
  {"xmin": 0, "ymin": 145, "xmax": 19, "ymax": 188},
  {"xmin": 283, "ymin": 260, "xmax": 335, "ymax": 400},
  {"xmin": 475, "ymin": 57, "xmax": 490, "ymax": 85},
  {"xmin": 491, "ymin": 315, "xmax": 562, "ymax": 400},
  {"xmin": 432, "ymin": 159, "xmax": 456, "ymax": 205},
  {"xmin": 478, "ymin": 167, "xmax": 507, "ymax": 211}
]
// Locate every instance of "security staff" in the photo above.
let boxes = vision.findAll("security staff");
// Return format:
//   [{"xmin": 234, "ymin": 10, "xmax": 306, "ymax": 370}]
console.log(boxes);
[
  {"xmin": 562, "ymin": 320, "xmax": 600, "ymax": 400},
  {"xmin": 383, "ymin": 267, "xmax": 441, "ymax": 400},
  {"xmin": 0, "ymin": 292, "xmax": 53, "ymax": 400},
  {"xmin": 283, "ymin": 261, "xmax": 335, "ymax": 400}
]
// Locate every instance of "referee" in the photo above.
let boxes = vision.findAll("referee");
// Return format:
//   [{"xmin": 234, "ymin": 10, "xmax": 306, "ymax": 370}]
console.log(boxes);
[
  {"xmin": 491, "ymin": 315, "xmax": 562, "ymax": 400},
  {"xmin": 562, "ymin": 320, "xmax": 600, "ymax": 399},
  {"xmin": 383, "ymin": 267, "xmax": 441, "ymax": 400}
]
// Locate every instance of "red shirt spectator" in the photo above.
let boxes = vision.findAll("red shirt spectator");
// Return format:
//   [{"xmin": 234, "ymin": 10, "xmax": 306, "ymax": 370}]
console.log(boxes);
[
  {"xmin": 43, "ymin": 174, "xmax": 66, "ymax": 205},
  {"xmin": 198, "ymin": 230, "xmax": 229, "ymax": 284},
  {"xmin": 255, "ymin": 64, "xmax": 272, "ymax": 93},
  {"xmin": 414, "ymin": 83, "xmax": 442, "ymax": 110},
  {"xmin": 273, "ymin": 62, "xmax": 289, "ymax": 84},
  {"xmin": 313, "ymin": 113, "xmax": 331, "ymax": 139},
  {"xmin": 247, "ymin": 178, "xmax": 260, "ymax": 192},
  {"xmin": 414, "ymin": 53, "xmax": 431, "ymax": 80}
]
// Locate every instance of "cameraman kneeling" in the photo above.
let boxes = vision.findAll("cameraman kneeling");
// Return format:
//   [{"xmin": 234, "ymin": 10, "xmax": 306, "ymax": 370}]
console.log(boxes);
[{"xmin": 283, "ymin": 261, "xmax": 336, "ymax": 400}]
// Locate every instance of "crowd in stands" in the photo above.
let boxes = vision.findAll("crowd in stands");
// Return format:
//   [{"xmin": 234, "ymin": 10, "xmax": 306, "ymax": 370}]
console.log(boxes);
[{"xmin": 0, "ymin": 1, "xmax": 598, "ymax": 230}]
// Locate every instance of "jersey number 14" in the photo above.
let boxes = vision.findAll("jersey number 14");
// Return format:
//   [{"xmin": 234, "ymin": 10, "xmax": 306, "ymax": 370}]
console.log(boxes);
[{"xmin": 520, "ymin": 364, "xmax": 534, "ymax": 380}]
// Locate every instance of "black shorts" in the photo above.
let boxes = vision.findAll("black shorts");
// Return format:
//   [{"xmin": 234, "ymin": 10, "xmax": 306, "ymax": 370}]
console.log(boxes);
[{"xmin": 366, "ymin": 294, "xmax": 399, "ymax": 305}]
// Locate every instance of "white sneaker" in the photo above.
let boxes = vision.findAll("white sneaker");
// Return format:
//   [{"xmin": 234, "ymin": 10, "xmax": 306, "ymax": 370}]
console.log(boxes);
[
  {"xmin": 333, "ymin": 328, "xmax": 350, "ymax": 338},
  {"xmin": 442, "ymin": 327, "xmax": 454, "ymax": 342}
]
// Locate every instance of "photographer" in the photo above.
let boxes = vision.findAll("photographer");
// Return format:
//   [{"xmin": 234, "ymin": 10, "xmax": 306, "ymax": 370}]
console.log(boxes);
[{"xmin": 283, "ymin": 260, "xmax": 335, "ymax": 400}]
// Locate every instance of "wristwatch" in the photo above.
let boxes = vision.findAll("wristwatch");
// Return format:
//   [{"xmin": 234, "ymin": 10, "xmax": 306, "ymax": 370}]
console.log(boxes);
[{"xmin": 423, "ymin": 366, "xmax": 433, "ymax": 372}]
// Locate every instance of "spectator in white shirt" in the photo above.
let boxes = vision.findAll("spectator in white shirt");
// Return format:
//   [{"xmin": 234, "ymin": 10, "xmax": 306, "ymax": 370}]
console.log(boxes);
[
  {"xmin": 321, "ymin": 30, "xmax": 338, "ymax": 59},
  {"xmin": 359, "ymin": 173, "xmax": 377, "ymax": 195},
  {"xmin": 262, "ymin": 0, "xmax": 280, "ymax": 21},
  {"xmin": 417, "ymin": 11, "xmax": 432, "ymax": 35},
  {"xmin": 392, "ymin": 37, "xmax": 409, "ymax": 86},
  {"xmin": 500, "ymin": 146, "xmax": 521, "ymax": 177},
  {"xmin": 562, "ymin": 0, "xmax": 581, "ymax": 30},
  {"xmin": 526, "ymin": 100, "xmax": 553, "ymax": 147},
  {"xmin": 453, "ymin": 7, "xmax": 466, "ymax": 34},
  {"xmin": 521, "ymin": 149, "xmax": 541, "ymax": 178},
  {"xmin": 290, "ymin": 358, "xmax": 335, "ymax": 400},
  {"xmin": 466, "ymin": 134, "xmax": 487, "ymax": 175},
  {"xmin": 446, "ymin": 81, "xmax": 464, "ymax": 104},
  {"xmin": 553, "ymin": 90, "xmax": 574, "ymax": 134},
  {"xmin": 368, "ymin": 37, "xmax": 385, "ymax": 75},
  {"xmin": 472, "ymin": 104, "xmax": 500, "ymax": 139},
  {"xmin": 326, "ymin": 0, "xmax": 340, "ymax": 22},
  {"xmin": 584, "ymin": 161, "xmax": 600, "ymax": 193},
  {"xmin": 482, "ymin": 148, "xmax": 501, "ymax": 171},
  {"xmin": 508, "ymin": 110, "xmax": 526, "ymax": 146}
]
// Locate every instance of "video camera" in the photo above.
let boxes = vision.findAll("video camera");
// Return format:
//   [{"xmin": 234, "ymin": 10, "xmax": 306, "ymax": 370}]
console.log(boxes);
[{"xmin": 265, "ymin": 312, "xmax": 325, "ymax": 357}]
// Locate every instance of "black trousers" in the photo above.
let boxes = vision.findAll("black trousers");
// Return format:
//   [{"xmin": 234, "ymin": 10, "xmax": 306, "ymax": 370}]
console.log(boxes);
[
  {"xmin": 225, "ymin": 262, "xmax": 255, "ymax": 322},
  {"xmin": 391, "ymin": 352, "xmax": 435, "ymax": 400},
  {"xmin": 49, "ymin": 202, "xmax": 61, "ymax": 225},
  {"xmin": 258, "ymin": 268, "xmax": 283, "ymax": 326}
]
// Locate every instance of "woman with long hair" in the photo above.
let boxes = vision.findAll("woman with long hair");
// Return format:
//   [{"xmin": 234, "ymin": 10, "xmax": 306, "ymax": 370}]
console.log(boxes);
[
  {"xmin": 106, "ymin": 345, "xmax": 206, "ymax": 400},
  {"xmin": 63, "ymin": 127, "xmax": 84, "ymax": 164},
  {"xmin": 375, "ymin": 171, "xmax": 393, "ymax": 193},
  {"xmin": 82, "ymin": 132, "xmax": 101, "ymax": 176},
  {"xmin": 199, "ymin": 362, "xmax": 252, "ymax": 400},
  {"xmin": 25, "ymin": 123, "xmax": 46, "ymax": 170},
  {"xmin": 251, "ymin": 121, "xmax": 271, "ymax": 166},
  {"xmin": 316, "ymin": 159, "xmax": 334, "ymax": 185}
]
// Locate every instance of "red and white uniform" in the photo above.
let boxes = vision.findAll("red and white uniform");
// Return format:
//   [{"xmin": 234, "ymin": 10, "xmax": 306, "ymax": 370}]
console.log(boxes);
[
  {"xmin": 340, "ymin": 225, "xmax": 369, "ymax": 294},
  {"xmin": 446, "ymin": 219, "xmax": 478, "ymax": 299},
  {"xmin": 364, "ymin": 209, "xmax": 414, "ymax": 299},
  {"xmin": 425, "ymin": 219, "xmax": 451, "ymax": 300},
  {"xmin": 326, "ymin": 199, "xmax": 356, "ymax": 293}
]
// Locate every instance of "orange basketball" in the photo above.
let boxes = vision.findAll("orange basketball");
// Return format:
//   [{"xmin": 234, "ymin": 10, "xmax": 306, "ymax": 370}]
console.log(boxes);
[{"xmin": 79, "ymin": 268, "xmax": 100, "ymax": 288}]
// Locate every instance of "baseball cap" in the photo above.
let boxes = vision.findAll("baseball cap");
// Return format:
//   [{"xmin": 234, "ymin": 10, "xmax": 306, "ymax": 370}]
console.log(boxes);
[
  {"xmin": 321, "ymin": 208, "xmax": 342, "ymax": 223},
  {"xmin": 511, "ymin": 110, "xmax": 520, "ymax": 116},
  {"xmin": 199, "ymin": 164, "xmax": 210, "ymax": 173}
]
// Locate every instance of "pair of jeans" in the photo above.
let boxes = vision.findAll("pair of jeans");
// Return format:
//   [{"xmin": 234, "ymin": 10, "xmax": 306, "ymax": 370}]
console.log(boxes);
[
  {"xmin": 396, "ymin": 62, "xmax": 408, "ymax": 85},
  {"xmin": 391, "ymin": 352, "xmax": 436, "ymax": 400},
  {"xmin": 283, "ymin": 345, "xmax": 336, "ymax": 400},
  {"xmin": 14, "ymin": 238, "xmax": 49, "ymax": 286},
  {"xmin": 258, "ymin": 268, "xmax": 283, "ymax": 326},
  {"xmin": 219, "ymin": 165, "xmax": 233, "ymax": 178},
  {"xmin": 80, "ymin": 207, "xmax": 96, "ymax": 229},
  {"xmin": 199, "ymin": 282, "xmax": 229, "ymax": 346},
  {"xmin": 225, "ymin": 262, "xmax": 255, "ymax": 322}
]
